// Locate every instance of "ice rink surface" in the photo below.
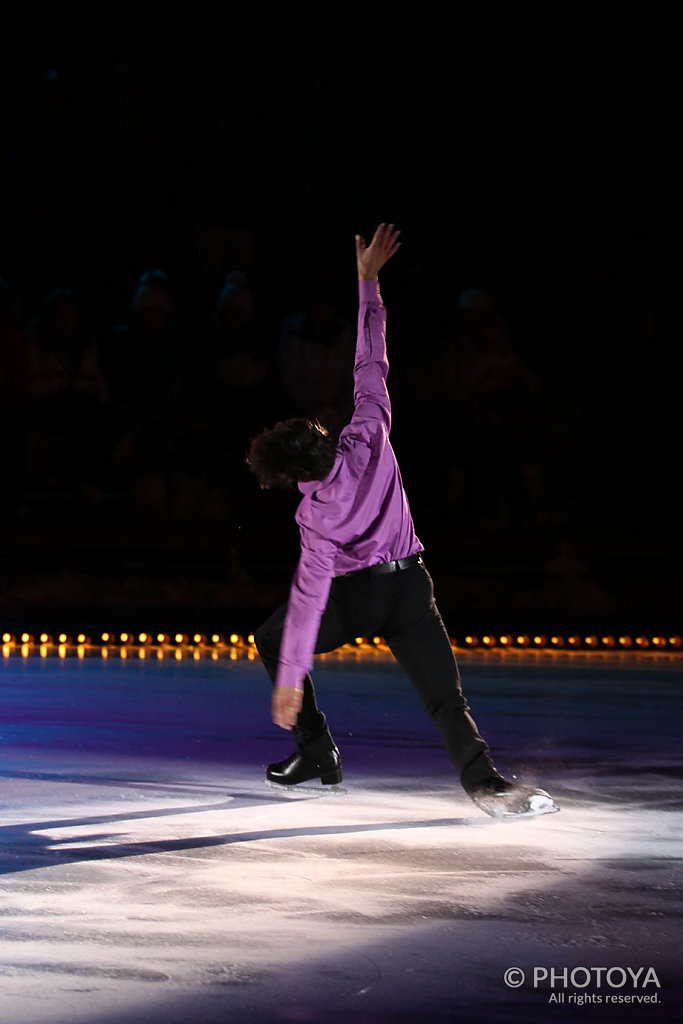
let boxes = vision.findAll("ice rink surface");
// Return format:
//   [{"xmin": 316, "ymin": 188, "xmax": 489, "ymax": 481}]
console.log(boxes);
[{"xmin": 1, "ymin": 645, "xmax": 682, "ymax": 1023}]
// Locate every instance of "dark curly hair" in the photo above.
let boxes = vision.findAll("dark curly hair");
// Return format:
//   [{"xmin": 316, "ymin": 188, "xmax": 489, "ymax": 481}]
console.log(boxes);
[{"xmin": 247, "ymin": 418, "xmax": 336, "ymax": 489}]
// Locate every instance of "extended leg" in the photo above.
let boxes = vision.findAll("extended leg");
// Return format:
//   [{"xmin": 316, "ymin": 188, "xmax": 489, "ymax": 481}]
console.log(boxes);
[
  {"xmin": 386, "ymin": 611, "xmax": 499, "ymax": 792},
  {"xmin": 385, "ymin": 565, "xmax": 559, "ymax": 816},
  {"xmin": 380, "ymin": 563, "xmax": 500, "ymax": 789}
]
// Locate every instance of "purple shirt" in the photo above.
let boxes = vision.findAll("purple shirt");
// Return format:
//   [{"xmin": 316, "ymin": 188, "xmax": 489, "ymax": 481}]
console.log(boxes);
[{"xmin": 275, "ymin": 279, "xmax": 423, "ymax": 690}]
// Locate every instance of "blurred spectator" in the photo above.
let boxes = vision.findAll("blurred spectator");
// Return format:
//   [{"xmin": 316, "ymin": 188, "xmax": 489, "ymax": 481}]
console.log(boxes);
[
  {"xmin": 28, "ymin": 289, "xmax": 107, "ymax": 401},
  {"xmin": 83, "ymin": 248, "xmax": 139, "ymax": 335},
  {"xmin": 513, "ymin": 540, "xmax": 618, "ymax": 619},
  {"xmin": 275, "ymin": 272, "xmax": 355, "ymax": 437},
  {"xmin": 102, "ymin": 269, "xmax": 211, "ymax": 521},
  {"xmin": 412, "ymin": 288, "xmax": 546, "ymax": 527},
  {"xmin": 0, "ymin": 278, "xmax": 31, "ymax": 514},
  {"xmin": 190, "ymin": 222, "xmax": 258, "ymax": 316},
  {"xmin": 25, "ymin": 287, "xmax": 115, "ymax": 505},
  {"xmin": 205, "ymin": 271, "xmax": 276, "ymax": 477},
  {"xmin": 102, "ymin": 270, "xmax": 186, "ymax": 410}
]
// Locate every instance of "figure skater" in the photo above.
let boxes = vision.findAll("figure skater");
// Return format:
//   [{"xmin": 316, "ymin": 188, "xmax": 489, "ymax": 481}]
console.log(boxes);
[{"xmin": 247, "ymin": 224, "xmax": 558, "ymax": 818}]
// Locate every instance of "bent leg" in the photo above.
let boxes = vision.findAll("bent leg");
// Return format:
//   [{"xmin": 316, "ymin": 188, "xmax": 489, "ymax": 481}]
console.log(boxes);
[
  {"xmin": 254, "ymin": 602, "xmax": 325, "ymax": 739},
  {"xmin": 254, "ymin": 584, "xmax": 354, "ymax": 744}
]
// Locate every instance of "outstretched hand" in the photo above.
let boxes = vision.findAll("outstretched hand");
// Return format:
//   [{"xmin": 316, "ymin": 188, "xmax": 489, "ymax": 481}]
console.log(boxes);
[{"xmin": 355, "ymin": 223, "xmax": 401, "ymax": 281}]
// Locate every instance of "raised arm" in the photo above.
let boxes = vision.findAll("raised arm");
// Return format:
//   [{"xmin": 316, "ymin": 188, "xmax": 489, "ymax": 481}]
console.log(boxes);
[
  {"xmin": 351, "ymin": 224, "xmax": 401, "ymax": 430},
  {"xmin": 271, "ymin": 225, "xmax": 400, "ymax": 731}
]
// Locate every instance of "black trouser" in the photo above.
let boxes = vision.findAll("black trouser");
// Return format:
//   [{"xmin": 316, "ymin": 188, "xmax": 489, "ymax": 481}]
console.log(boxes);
[{"xmin": 254, "ymin": 558, "xmax": 498, "ymax": 791}]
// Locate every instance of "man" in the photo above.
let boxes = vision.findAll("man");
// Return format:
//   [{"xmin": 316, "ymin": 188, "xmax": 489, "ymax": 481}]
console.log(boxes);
[{"xmin": 248, "ymin": 224, "xmax": 558, "ymax": 818}]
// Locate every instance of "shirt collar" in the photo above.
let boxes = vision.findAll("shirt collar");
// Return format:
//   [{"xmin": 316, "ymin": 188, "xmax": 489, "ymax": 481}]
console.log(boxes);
[{"xmin": 298, "ymin": 480, "xmax": 319, "ymax": 496}]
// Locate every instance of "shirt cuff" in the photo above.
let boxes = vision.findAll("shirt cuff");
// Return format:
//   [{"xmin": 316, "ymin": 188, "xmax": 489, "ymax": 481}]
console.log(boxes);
[
  {"xmin": 275, "ymin": 663, "xmax": 306, "ymax": 690},
  {"xmin": 358, "ymin": 279, "xmax": 382, "ymax": 304}
]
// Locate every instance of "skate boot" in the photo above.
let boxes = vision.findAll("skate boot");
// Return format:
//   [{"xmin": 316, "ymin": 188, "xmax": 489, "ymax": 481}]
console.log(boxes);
[
  {"xmin": 467, "ymin": 775, "xmax": 559, "ymax": 819},
  {"xmin": 266, "ymin": 725, "xmax": 342, "ymax": 788}
]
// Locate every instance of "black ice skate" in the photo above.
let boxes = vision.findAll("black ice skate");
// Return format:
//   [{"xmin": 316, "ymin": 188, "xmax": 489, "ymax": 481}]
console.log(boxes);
[
  {"xmin": 265, "ymin": 726, "xmax": 343, "ymax": 793},
  {"xmin": 468, "ymin": 776, "xmax": 559, "ymax": 819}
]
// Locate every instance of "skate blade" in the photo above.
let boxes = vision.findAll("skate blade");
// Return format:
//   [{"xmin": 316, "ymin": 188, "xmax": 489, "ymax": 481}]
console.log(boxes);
[
  {"xmin": 474, "ymin": 792, "xmax": 561, "ymax": 820},
  {"xmin": 494, "ymin": 798, "xmax": 561, "ymax": 820},
  {"xmin": 265, "ymin": 779, "xmax": 348, "ymax": 797}
]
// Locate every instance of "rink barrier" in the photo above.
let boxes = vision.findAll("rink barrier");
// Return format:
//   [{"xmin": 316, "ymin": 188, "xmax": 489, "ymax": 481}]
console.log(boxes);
[{"xmin": 1, "ymin": 631, "xmax": 681, "ymax": 658}]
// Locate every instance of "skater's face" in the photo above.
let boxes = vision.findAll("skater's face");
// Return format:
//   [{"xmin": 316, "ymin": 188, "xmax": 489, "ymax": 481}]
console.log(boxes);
[{"xmin": 133, "ymin": 285, "xmax": 170, "ymax": 332}]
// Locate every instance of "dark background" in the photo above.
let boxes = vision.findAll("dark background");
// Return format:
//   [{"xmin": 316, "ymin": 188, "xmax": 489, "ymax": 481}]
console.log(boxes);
[{"xmin": 1, "ymin": 5, "xmax": 681, "ymax": 637}]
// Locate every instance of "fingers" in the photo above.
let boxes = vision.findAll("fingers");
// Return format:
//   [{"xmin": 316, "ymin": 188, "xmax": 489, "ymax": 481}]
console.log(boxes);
[
  {"xmin": 360, "ymin": 223, "xmax": 400, "ymax": 247},
  {"xmin": 386, "ymin": 232, "xmax": 401, "ymax": 258},
  {"xmin": 356, "ymin": 222, "xmax": 401, "ymax": 279},
  {"xmin": 370, "ymin": 223, "xmax": 386, "ymax": 247},
  {"xmin": 272, "ymin": 685, "xmax": 304, "ymax": 730},
  {"xmin": 385, "ymin": 224, "xmax": 401, "ymax": 254},
  {"xmin": 370, "ymin": 222, "xmax": 401, "ymax": 255}
]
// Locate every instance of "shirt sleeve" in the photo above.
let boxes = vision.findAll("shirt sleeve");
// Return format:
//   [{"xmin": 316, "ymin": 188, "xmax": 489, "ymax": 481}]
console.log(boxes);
[
  {"xmin": 352, "ymin": 279, "xmax": 390, "ymax": 431},
  {"xmin": 275, "ymin": 527, "xmax": 338, "ymax": 690}
]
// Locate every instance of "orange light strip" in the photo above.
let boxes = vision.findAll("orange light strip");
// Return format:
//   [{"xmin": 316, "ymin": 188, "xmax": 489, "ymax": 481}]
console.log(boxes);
[{"xmin": 1, "ymin": 632, "xmax": 681, "ymax": 656}]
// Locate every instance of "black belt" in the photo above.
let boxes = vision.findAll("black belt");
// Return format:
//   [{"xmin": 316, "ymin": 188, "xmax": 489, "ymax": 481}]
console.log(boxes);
[{"xmin": 342, "ymin": 553, "xmax": 423, "ymax": 578}]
